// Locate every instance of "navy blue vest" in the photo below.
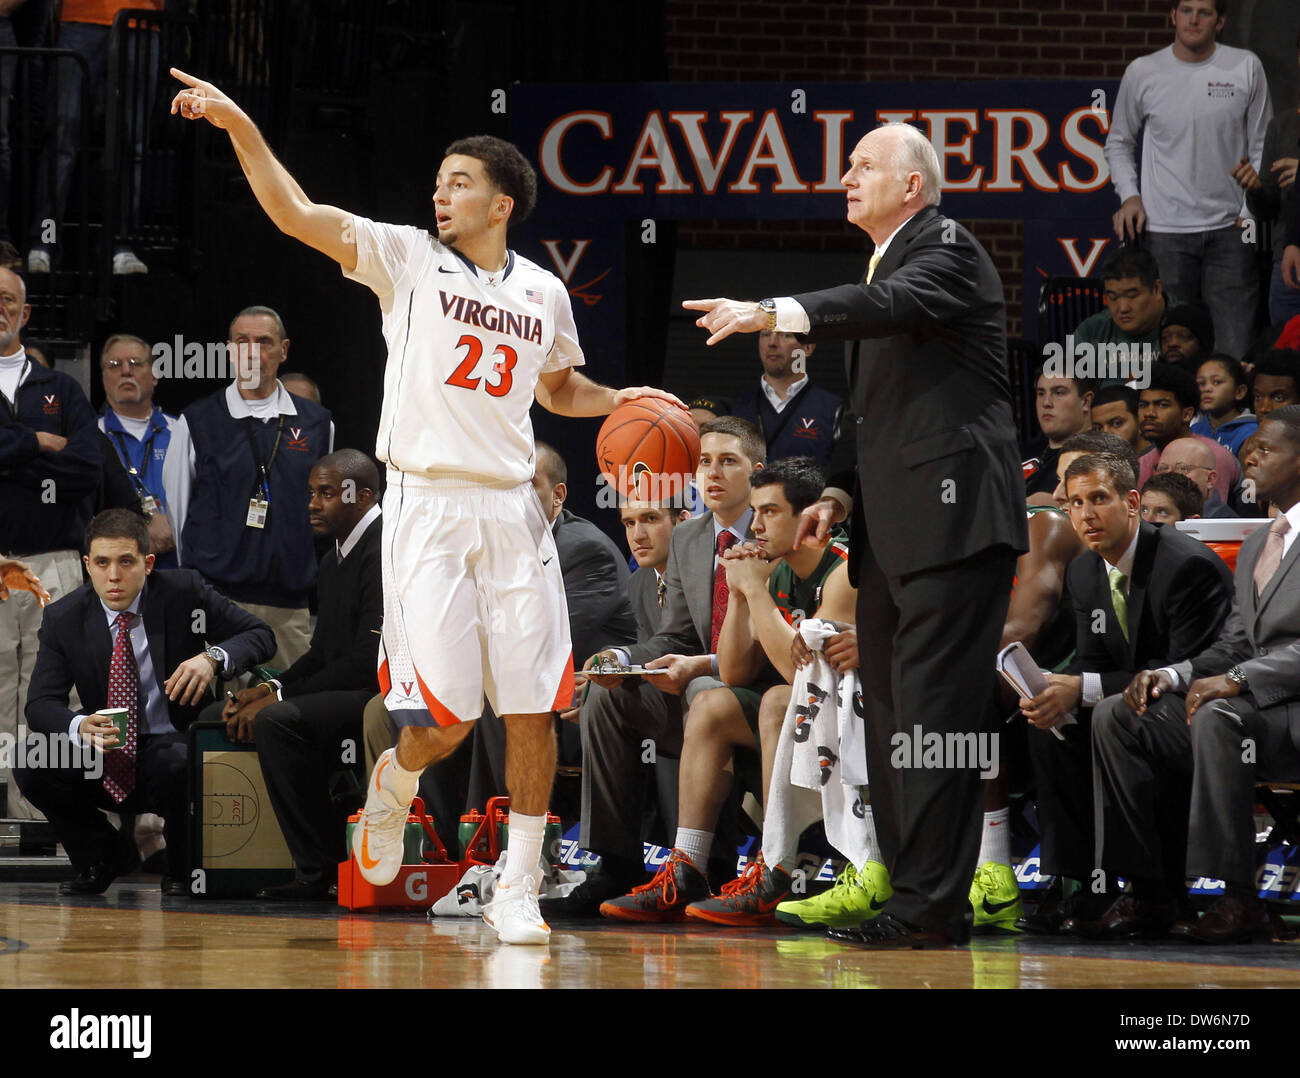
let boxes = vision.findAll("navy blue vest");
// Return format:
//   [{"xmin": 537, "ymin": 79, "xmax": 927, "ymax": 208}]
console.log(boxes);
[
  {"xmin": 731, "ymin": 381, "xmax": 843, "ymax": 466},
  {"xmin": 180, "ymin": 391, "xmax": 331, "ymax": 606}
]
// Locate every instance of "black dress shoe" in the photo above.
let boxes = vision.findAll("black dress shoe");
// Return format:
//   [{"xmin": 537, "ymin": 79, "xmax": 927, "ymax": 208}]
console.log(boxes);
[
  {"xmin": 538, "ymin": 868, "xmax": 643, "ymax": 919},
  {"xmin": 160, "ymin": 876, "xmax": 190, "ymax": 898},
  {"xmin": 1171, "ymin": 895, "xmax": 1273, "ymax": 944},
  {"xmin": 59, "ymin": 864, "xmax": 116, "ymax": 896},
  {"xmin": 827, "ymin": 911, "xmax": 957, "ymax": 950},
  {"xmin": 1070, "ymin": 893, "xmax": 1179, "ymax": 940},
  {"xmin": 255, "ymin": 878, "xmax": 335, "ymax": 901}
]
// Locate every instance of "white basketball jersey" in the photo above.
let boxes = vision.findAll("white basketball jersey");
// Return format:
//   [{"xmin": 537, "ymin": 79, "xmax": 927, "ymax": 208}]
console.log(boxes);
[{"xmin": 344, "ymin": 215, "xmax": 584, "ymax": 483}]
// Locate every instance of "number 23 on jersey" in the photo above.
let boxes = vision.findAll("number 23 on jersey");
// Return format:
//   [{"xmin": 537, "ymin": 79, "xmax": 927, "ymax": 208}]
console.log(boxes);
[{"xmin": 445, "ymin": 333, "xmax": 517, "ymax": 397}]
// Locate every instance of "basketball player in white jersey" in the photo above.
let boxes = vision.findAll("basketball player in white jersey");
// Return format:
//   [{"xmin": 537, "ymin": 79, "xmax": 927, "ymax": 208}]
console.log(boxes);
[{"xmin": 170, "ymin": 68, "xmax": 681, "ymax": 944}]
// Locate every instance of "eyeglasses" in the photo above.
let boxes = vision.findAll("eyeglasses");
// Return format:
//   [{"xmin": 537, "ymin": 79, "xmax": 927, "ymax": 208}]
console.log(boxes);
[
  {"xmin": 1159, "ymin": 462, "xmax": 1211, "ymax": 476},
  {"xmin": 104, "ymin": 357, "xmax": 149, "ymax": 371}
]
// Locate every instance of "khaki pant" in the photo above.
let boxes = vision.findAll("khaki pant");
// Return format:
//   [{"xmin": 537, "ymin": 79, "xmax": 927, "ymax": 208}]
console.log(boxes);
[
  {"xmin": 233, "ymin": 601, "xmax": 311, "ymax": 674},
  {"xmin": 0, "ymin": 549, "xmax": 85, "ymax": 819},
  {"xmin": 362, "ymin": 692, "xmax": 394, "ymax": 777}
]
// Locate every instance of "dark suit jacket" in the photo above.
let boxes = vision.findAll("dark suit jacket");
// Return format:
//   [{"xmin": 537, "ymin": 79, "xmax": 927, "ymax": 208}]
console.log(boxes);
[
  {"xmin": 793, "ymin": 205, "xmax": 1028, "ymax": 581},
  {"xmin": 553, "ymin": 508, "xmax": 637, "ymax": 665},
  {"xmin": 626, "ymin": 511, "xmax": 754, "ymax": 667},
  {"xmin": 26, "ymin": 568, "xmax": 275, "ymax": 735},
  {"xmin": 628, "ymin": 565, "xmax": 664, "ymax": 644},
  {"xmin": 279, "ymin": 512, "xmax": 382, "ymax": 697},
  {"xmin": 1184, "ymin": 515, "xmax": 1300, "ymax": 710},
  {"xmin": 1067, "ymin": 521, "xmax": 1233, "ymax": 698}
]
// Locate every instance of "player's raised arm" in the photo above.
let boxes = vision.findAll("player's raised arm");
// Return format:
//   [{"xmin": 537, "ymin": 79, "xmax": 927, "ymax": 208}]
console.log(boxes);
[
  {"xmin": 535, "ymin": 367, "xmax": 684, "ymax": 417},
  {"xmin": 170, "ymin": 68, "xmax": 357, "ymax": 271}
]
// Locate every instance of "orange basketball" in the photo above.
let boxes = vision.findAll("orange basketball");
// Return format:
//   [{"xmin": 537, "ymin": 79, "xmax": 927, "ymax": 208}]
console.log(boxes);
[{"xmin": 596, "ymin": 397, "xmax": 700, "ymax": 501}]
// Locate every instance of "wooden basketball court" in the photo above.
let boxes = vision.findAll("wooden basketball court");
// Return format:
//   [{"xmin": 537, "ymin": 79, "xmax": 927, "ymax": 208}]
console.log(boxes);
[{"xmin": 2, "ymin": 878, "xmax": 1297, "ymax": 990}]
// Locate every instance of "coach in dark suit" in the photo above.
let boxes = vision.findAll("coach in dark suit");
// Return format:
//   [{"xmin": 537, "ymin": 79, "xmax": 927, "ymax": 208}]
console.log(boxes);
[
  {"xmin": 687, "ymin": 123, "xmax": 1028, "ymax": 947},
  {"xmin": 18, "ymin": 509, "xmax": 273, "ymax": 896},
  {"xmin": 1124, "ymin": 409, "xmax": 1300, "ymax": 942},
  {"xmin": 1020, "ymin": 453, "xmax": 1231, "ymax": 937}
]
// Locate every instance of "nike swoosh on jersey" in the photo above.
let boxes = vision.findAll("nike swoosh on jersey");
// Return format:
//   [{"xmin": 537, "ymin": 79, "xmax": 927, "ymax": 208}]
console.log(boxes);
[{"xmin": 437, "ymin": 266, "xmax": 460, "ymax": 273}]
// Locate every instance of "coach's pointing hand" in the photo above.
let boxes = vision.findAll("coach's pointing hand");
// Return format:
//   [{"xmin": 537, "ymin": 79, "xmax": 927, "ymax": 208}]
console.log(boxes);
[
  {"xmin": 170, "ymin": 68, "xmax": 243, "ymax": 129},
  {"xmin": 683, "ymin": 299, "xmax": 767, "ymax": 345}
]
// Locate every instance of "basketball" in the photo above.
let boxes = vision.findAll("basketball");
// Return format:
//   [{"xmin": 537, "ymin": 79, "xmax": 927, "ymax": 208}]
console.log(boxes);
[{"xmin": 596, "ymin": 397, "xmax": 700, "ymax": 501}]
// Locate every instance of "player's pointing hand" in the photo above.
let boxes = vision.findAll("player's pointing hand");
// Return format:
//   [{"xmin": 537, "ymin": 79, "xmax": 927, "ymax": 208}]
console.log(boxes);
[
  {"xmin": 169, "ymin": 67, "xmax": 242, "ymax": 130},
  {"xmin": 682, "ymin": 298, "xmax": 766, "ymax": 345}
]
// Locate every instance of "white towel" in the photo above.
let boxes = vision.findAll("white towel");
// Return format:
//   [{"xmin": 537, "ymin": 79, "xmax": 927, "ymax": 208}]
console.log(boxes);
[{"xmin": 762, "ymin": 618, "xmax": 876, "ymax": 871}]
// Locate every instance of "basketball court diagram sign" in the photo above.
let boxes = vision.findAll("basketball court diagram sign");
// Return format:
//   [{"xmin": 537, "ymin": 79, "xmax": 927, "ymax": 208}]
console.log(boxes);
[{"xmin": 201, "ymin": 752, "xmax": 294, "ymax": 869}]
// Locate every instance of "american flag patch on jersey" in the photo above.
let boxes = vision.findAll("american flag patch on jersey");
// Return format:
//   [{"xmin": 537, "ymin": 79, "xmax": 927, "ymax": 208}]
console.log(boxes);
[{"xmin": 525, "ymin": 288, "xmax": 543, "ymax": 304}]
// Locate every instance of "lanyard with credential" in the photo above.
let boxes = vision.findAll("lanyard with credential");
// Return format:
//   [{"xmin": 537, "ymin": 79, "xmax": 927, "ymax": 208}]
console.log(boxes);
[
  {"xmin": 110, "ymin": 423, "xmax": 162, "ymax": 507},
  {"xmin": 244, "ymin": 416, "xmax": 287, "ymax": 504}
]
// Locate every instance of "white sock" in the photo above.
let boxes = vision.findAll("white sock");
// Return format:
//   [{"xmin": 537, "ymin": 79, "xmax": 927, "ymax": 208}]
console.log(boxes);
[
  {"xmin": 502, "ymin": 811, "xmax": 546, "ymax": 887},
  {"xmin": 380, "ymin": 748, "xmax": 421, "ymax": 807},
  {"xmin": 861, "ymin": 805, "xmax": 882, "ymax": 864},
  {"xmin": 674, "ymin": 828, "xmax": 712, "ymax": 874},
  {"xmin": 978, "ymin": 807, "xmax": 1011, "ymax": 866}
]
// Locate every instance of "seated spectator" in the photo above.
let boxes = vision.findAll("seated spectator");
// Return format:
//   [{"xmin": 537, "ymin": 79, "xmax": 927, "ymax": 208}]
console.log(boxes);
[
  {"xmin": 209, "ymin": 450, "xmax": 383, "ymax": 901},
  {"xmin": 1238, "ymin": 349, "xmax": 1300, "ymax": 480},
  {"xmin": 1191, "ymin": 354, "xmax": 1255, "ymax": 457},
  {"xmin": 1137, "ymin": 363, "xmax": 1240, "ymax": 498},
  {"xmin": 1090, "ymin": 383, "xmax": 1155, "ymax": 478},
  {"xmin": 558, "ymin": 417, "xmax": 765, "ymax": 916},
  {"xmin": 1026, "ymin": 366, "xmax": 1095, "ymax": 499},
  {"xmin": 1072, "ymin": 246, "xmax": 1170, "ymax": 366},
  {"xmin": 1250, "ymin": 349, "xmax": 1300, "ymax": 421},
  {"xmin": 17, "ymin": 509, "xmax": 274, "ymax": 896},
  {"xmin": 730, "ymin": 330, "xmax": 843, "ymax": 467},
  {"xmin": 687, "ymin": 396, "xmax": 730, "ymax": 430},
  {"xmin": 1050, "ymin": 429, "xmax": 1141, "ymax": 510},
  {"xmin": 1016, "ymin": 453, "xmax": 1232, "ymax": 937},
  {"xmin": 279, "ymin": 372, "xmax": 321, "ymax": 404},
  {"xmin": 1159, "ymin": 303, "xmax": 1214, "ymax": 375},
  {"xmin": 598, "ymin": 457, "xmax": 854, "ymax": 924},
  {"xmin": 1141, "ymin": 471, "xmax": 1204, "ymax": 524},
  {"xmin": 1156, "ymin": 437, "xmax": 1236, "ymax": 518}
]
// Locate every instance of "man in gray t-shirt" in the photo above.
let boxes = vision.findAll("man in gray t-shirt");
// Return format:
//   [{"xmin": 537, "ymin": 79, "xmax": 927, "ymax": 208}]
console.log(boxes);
[{"xmin": 1104, "ymin": 1, "xmax": 1271, "ymax": 361}]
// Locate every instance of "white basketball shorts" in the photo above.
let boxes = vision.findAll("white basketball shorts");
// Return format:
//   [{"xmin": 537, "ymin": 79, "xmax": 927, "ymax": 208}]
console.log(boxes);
[{"xmin": 378, "ymin": 470, "xmax": 575, "ymax": 726}]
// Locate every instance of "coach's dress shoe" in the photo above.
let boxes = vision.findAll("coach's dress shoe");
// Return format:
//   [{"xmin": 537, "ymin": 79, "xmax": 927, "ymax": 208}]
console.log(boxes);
[
  {"xmin": 827, "ymin": 911, "xmax": 958, "ymax": 950},
  {"xmin": 59, "ymin": 864, "xmax": 117, "ymax": 896},
  {"xmin": 255, "ymin": 878, "xmax": 335, "ymax": 901},
  {"xmin": 160, "ymin": 875, "xmax": 190, "ymax": 898},
  {"xmin": 1170, "ymin": 895, "xmax": 1273, "ymax": 944},
  {"xmin": 1070, "ymin": 893, "xmax": 1178, "ymax": 940}
]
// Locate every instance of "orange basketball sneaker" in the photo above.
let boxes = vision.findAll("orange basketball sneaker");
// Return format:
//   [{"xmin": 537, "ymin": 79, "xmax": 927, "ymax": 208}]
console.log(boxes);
[
  {"xmin": 684, "ymin": 854, "xmax": 794, "ymax": 926},
  {"xmin": 599, "ymin": 850, "xmax": 709, "ymax": 922}
]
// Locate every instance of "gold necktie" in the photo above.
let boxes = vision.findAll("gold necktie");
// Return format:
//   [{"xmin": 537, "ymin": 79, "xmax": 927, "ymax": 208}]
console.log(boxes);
[
  {"xmin": 866, "ymin": 251, "xmax": 882, "ymax": 283},
  {"xmin": 657, "ymin": 575, "xmax": 666, "ymax": 609},
  {"xmin": 1108, "ymin": 567, "xmax": 1129, "ymax": 643}
]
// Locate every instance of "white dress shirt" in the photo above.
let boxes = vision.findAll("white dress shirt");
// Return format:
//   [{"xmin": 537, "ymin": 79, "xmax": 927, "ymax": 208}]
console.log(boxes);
[{"xmin": 1080, "ymin": 525, "xmax": 1142, "ymax": 707}]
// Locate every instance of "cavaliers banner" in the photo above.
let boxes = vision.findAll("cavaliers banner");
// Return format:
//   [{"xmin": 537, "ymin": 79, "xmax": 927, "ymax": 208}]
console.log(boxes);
[{"xmin": 508, "ymin": 82, "xmax": 1121, "ymax": 525}]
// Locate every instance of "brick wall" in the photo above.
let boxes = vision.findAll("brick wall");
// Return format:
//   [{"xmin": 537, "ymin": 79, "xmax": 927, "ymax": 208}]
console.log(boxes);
[{"xmin": 667, "ymin": 0, "xmax": 1175, "ymax": 336}]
